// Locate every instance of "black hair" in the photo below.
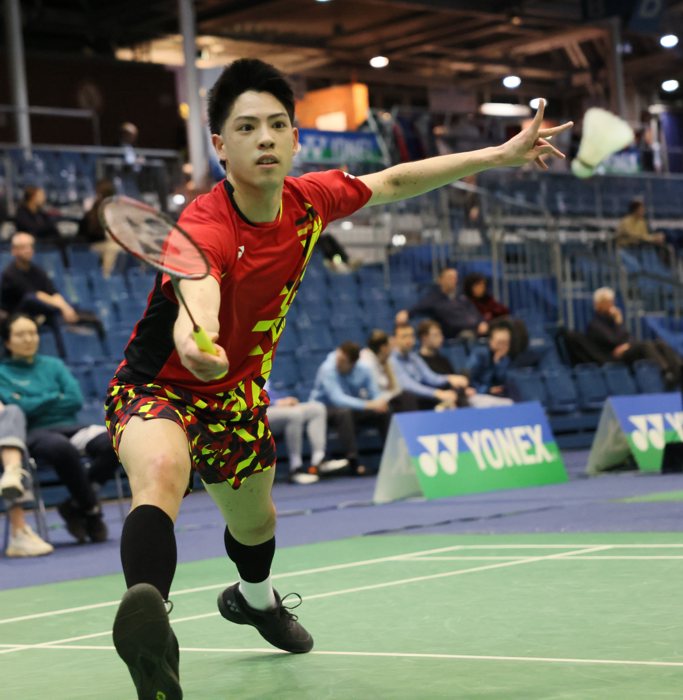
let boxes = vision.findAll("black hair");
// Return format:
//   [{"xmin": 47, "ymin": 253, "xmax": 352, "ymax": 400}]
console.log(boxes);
[
  {"xmin": 416, "ymin": 319, "xmax": 441, "ymax": 339},
  {"xmin": 207, "ymin": 58, "xmax": 295, "ymax": 135},
  {"xmin": 367, "ymin": 329, "xmax": 389, "ymax": 354},
  {"xmin": 338, "ymin": 341, "xmax": 360, "ymax": 364},
  {"xmin": 1, "ymin": 313, "xmax": 38, "ymax": 343},
  {"xmin": 463, "ymin": 273, "xmax": 488, "ymax": 300},
  {"xmin": 627, "ymin": 199, "xmax": 644, "ymax": 215}
]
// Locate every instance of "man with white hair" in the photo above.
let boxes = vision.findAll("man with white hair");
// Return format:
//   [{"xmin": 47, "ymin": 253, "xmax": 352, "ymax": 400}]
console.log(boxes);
[{"xmin": 587, "ymin": 287, "xmax": 681, "ymax": 388}]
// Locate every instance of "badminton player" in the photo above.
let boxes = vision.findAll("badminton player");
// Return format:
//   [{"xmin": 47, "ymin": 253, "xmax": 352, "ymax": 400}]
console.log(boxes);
[{"xmin": 107, "ymin": 58, "xmax": 572, "ymax": 700}]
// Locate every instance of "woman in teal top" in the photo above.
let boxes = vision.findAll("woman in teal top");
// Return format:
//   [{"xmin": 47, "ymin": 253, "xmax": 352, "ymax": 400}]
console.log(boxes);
[{"xmin": 0, "ymin": 313, "xmax": 116, "ymax": 543}]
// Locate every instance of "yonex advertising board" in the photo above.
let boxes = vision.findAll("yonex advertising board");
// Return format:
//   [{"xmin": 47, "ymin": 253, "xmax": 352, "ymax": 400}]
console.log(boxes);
[
  {"xmin": 587, "ymin": 393, "xmax": 683, "ymax": 474},
  {"xmin": 374, "ymin": 402, "xmax": 567, "ymax": 503}
]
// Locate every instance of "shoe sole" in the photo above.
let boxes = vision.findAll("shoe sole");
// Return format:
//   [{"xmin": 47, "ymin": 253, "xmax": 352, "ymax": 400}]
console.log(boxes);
[
  {"xmin": 113, "ymin": 584, "xmax": 182, "ymax": 700},
  {"xmin": 0, "ymin": 484, "xmax": 24, "ymax": 500},
  {"xmin": 217, "ymin": 588, "xmax": 313, "ymax": 654}
]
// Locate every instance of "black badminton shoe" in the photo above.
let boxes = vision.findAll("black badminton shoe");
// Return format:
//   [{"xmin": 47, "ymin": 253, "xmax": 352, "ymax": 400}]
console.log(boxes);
[
  {"xmin": 217, "ymin": 583, "xmax": 314, "ymax": 653},
  {"xmin": 113, "ymin": 583, "xmax": 182, "ymax": 700}
]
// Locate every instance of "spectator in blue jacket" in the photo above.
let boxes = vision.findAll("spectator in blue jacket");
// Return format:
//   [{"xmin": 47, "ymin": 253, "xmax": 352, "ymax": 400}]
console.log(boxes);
[
  {"xmin": 466, "ymin": 323, "xmax": 514, "ymax": 400},
  {"xmin": 390, "ymin": 323, "xmax": 467, "ymax": 410},
  {"xmin": 0, "ymin": 313, "xmax": 118, "ymax": 543},
  {"xmin": 395, "ymin": 268, "xmax": 488, "ymax": 340},
  {"xmin": 310, "ymin": 341, "xmax": 389, "ymax": 475}
]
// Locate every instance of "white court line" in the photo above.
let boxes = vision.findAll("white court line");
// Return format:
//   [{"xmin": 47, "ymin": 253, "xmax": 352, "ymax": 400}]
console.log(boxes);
[
  {"xmin": 3, "ymin": 542, "xmax": 678, "ymax": 627},
  {"xmin": 7, "ymin": 644, "xmax": 683, "ymax": 670},
  {"xmin": 0, "ymin": 543, "xmax": 466, "ymax": 626},
  {"xmin": 405, "ymin": 555, "xmax": 683, "ymax": 561},
  {"xmin": 0, "ymin": 545, "xmax": 610, "ymax": 655}
]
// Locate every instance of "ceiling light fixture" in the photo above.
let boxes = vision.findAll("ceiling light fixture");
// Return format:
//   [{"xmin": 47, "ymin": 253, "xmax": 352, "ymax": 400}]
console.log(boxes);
[
  {"xmin": 369, "ymin": 55, "xmax": 389, "ymax": 68},
  {"xmin": 503, "ymin": 75, "xmax": 521, "ymax": 89},
  {"xmin": 660, "ymin": 34, "xmax": 679, "ymax": 48},
  {"xmin": 529, "ymin": 97, "xmax": 545, "ymax": 109},
  {"xmin": 662, "ymin": 79, "xmax": 680, "ymax": 92},
  {"xmin": 479, "ymin": 102, "xmax": 531, "ymax": 117}
]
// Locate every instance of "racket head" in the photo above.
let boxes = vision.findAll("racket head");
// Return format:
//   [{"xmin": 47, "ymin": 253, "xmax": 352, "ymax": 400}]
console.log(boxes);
[{"xmin": 98, "ymin": 195, "xmax": 210, "ymax": 280}]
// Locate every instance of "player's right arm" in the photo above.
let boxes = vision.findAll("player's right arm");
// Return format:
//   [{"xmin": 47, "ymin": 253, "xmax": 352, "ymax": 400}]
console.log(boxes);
[{"xmin": 173, "ymin": 276, "xmax": 229, "ymax": 382}]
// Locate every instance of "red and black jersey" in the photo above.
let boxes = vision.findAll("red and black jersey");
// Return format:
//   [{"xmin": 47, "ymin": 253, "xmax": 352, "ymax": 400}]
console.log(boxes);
[{"xmin": 116, "ymin": 170, "xmax": 371, "ymax": 413}]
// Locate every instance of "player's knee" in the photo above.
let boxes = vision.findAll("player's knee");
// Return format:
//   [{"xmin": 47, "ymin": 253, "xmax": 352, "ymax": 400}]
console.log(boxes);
[
  {"xmin": 132, "ymin": 451, "xmax": 188, "ymax": 496},
  {"xmin": 234, "ymin": 508, "xmax": 276, "ymax": 542}
]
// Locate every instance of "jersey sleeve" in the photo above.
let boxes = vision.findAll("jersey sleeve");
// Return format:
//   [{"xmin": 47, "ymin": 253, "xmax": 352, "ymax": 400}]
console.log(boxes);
[{"xmin": 298, "ymin": 170, "xmax": 372, "ymax": 227}]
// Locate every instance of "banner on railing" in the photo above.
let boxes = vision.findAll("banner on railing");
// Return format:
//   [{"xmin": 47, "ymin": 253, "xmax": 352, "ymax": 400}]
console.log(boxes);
[
  {"xmin": 373, "ymin": 402, "xmax": 567, "ymax": 503},
  {"xmin": 588, "ymin": 393, "xmax": 683, "ymax": 473},
  {"xmin": 297, "ymin": 129, "xmax": 383, "ymax": 165}
]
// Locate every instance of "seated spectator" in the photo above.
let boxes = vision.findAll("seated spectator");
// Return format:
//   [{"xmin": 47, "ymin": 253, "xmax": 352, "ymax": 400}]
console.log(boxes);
[
  {"xmin": 396, "ymin": 267, "xmax": 487, "ymax": 340},
  {"xmin": 14, "ymin": 186, "xmax": 61, "ymax": 246},
  {"xmin": 76, "ymin": 179, "xmax": 121, "ymax": 277},
  {"xmin": 462, "ymin": 273, "xmax": 509, "ymax": 321},
  {"xmin": 390, "ymin": 322, "xmax": 467, "ymax": 410},
  {"xmin": 466, "ymin": 324, "xmax": 515, "ymax": 403},
  {"xmin": 265, "ymin": 381, "xmax": 347, "ymax": 484},
  {"xmin": 1, "ymin": 232, "xmax": 104, "ymax": 355},
  {"xmin": 359, "ymin": 329, "xmax": 401, "ymax": 402},
  {"xmin": 0, "ymin": 313, "xmax": 118, "ymax": 543},
  {"xmin": 587, "ymin": 287, "xmax": 681, "ymax": 388},
  {"xmin": 0, "ymin": 403, "xmax": 53, "ymax": 557},
  {"xmin": 616, "ymin": 200, "xmax": 665, "ymax": 247},
  {"xmin": 318, "ymin": 233, "xmax": 359, "ymax": 273},
  {"xmin": 417, "ymin": 319, "xmax": 457, "ymax": 374},
  {"xmin": 310, "ymin": 341, "xmax": 390, "ymax": 475},
  {"xmin": 394, "ymin": 322, "xmax": 511, "ymax": 409}
]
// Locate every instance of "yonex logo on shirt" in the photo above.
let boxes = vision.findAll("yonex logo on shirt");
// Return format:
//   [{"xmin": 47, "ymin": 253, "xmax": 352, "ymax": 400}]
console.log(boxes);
[{"xmin": 237, "ymin": 245, "xmax": 245, "ymax": 259}]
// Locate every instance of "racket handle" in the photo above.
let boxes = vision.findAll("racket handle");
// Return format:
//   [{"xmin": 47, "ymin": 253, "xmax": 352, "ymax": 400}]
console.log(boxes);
[{"xmin": 193, "ymin": 326, "xmax": 218, "ymax": 355}]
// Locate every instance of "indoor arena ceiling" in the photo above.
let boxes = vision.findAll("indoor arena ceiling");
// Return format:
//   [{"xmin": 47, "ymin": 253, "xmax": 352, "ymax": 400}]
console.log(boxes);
[{"xmin": 8, "ymin": 0, "xmax": 683, "ymax": 103}]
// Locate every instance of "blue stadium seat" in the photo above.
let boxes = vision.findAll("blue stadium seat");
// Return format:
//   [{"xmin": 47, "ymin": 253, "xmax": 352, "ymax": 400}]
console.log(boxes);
[
  {"xmin": 62, "ymin": 330, "xmax": 104, "ymax": 365},
  {"xmin": 541, "ymin": 368, "xmax": 579, "ymax": 414},
  {"xmin": 302, "ymin": 325, "xmax": 335, "ymax": 351},
  {"xmin": 573, "ymin": 363, "xmax": 609, "ymax": 411},
  {"xmin": 505, "ymin": 368, "xmax": 547, "ymax": 405},
  {"xmin": 70, "ymin": 365, "xmax": 94, "ymax": 399},
  {"xmin": 270, "ymin": 354, "xmax": 300, "ymax": 387},
  {"xmin": 332, "ymin": 323, "xmax": 366, "ymax": 345},
  {"xmin": 37, "ymin": 329, "xmax": 60, "ymax": 357},
  {"xmin": 632, "ymin": 359, "xmax": 666, "ymax": 394},
  {"xmin": 277, "ymin": 325, "xmax": 300, "ymax": 354},
  {"xmin": 441, "ymin": 342, "xmax": 469, "ymax": 373},
  {"xmin": 602, "ymin": 362, "xmax": 638, "ymax": 396},
  {"xmin": 89, "ymin": 363, "xmax": 118, "ymax": 401}
]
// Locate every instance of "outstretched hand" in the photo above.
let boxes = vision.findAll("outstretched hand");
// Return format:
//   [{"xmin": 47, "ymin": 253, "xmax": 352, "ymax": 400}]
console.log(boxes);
[{"xmin": 498, "ymin": 100, "xmax": 573, "ymax": 170}]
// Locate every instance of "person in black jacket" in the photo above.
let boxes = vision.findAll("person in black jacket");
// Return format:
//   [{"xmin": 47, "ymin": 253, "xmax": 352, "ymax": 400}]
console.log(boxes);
[
  {"xmin": 14, "ymin": 186, "xmax": 61, "ymax": 245},
  {"xmin": 396, "ymin": 267, "xmax": 487, "ymax": 339},
  {"xmin": 586, "ymin": 287, "xmax": 681, "ymax": 388}
]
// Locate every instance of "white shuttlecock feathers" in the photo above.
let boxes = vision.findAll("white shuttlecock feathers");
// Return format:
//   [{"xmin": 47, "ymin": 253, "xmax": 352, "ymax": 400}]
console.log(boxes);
[{"xmin": 571, "ymin": 107, "xmax": 635, "ymax": 178}]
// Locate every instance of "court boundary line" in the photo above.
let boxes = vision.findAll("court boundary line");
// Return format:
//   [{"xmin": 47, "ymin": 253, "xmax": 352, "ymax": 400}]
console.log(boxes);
[
  {"xmin": 3, "ymin": 542, "xmax": 682, "ymax": 627},
  {"xmin": 0, "ymin": 545, "xmax": 610, "ymax": 655},
  {"xmin": 4, "ymin": 643, "xmax": 683, "ymax": 669}
]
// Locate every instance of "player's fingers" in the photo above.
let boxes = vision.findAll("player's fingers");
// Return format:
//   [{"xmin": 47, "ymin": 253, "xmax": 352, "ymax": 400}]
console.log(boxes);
[
  {"xmin": 535, "ymin": 155, "xmax": 549, "ymax": 170},
  {"xmin": 530, "ymin": 99, "xmax": 546, "ymax": 129},
  {"xmin": 536, "ymin": 139, "xmax": 565, "ymax": 158},
  {"xmin": 539, "ymin": 121, "xmax": 574, "ymax": 137}
]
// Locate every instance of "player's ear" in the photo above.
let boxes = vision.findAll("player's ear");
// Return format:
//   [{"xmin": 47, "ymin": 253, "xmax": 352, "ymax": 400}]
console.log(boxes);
[
  {"xmin": 211, "ymin": 133, "xmax": 227, "ymax": 162},
  {"xmin": 292, "ymin": 127, "xmax": 300, "ymax": 156}
]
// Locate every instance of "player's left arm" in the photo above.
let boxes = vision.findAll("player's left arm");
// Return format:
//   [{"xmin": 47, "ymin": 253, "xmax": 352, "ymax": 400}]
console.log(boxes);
[{"xmin": 359, "ymin": 100, "xmax": 572, "ymax": 207}]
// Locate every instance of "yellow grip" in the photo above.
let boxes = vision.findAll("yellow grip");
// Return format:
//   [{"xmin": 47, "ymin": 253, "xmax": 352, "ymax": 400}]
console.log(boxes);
[{"xmin": 192, "ymin": 326, "xmax": 217, "ymax": 355}]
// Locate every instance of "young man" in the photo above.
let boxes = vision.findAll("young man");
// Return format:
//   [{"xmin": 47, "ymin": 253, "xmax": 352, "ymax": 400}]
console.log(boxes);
[{"xmin": 107, "ymin": 58, "xmax": 571, "ymax": 700}]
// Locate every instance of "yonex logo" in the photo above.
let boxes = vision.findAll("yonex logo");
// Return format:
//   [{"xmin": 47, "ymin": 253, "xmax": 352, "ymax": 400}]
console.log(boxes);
[
  {"xmin": 237, "ymin": 245, "xmax": 245, "ymax": 259},
  {"xmin": 416, "ymin": 425, "xmax": 552, "ymax": 476},
  {"xmin": 629, "ymin": 411, "xmax": 683, "ymax": 452},
  {"xmin": 156, "ymin": 692, "xmax": 166, "ymax": 700}
]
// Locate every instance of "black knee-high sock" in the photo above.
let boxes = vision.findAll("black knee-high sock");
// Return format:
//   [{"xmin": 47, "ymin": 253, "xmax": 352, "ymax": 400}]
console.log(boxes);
[
  {"xmin": 121, "ymin": 505, "xmax": 177, "ymax": 600},
  {"xmin": 224, "ymin": 526, "xmax": 275, "ymax": 583}
]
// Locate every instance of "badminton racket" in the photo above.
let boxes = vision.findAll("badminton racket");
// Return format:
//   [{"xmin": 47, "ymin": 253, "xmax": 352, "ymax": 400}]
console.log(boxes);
[{"xmin": 99, "ymin": 195, "xmax": 217, "ymax": 355}]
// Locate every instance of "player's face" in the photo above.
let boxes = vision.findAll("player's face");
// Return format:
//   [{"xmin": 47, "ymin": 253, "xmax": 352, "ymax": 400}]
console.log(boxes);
[
  {"xmin": 213, "ymin": 91, "xmax": 299, "ymax": 189},
  {"xmin": 6, "ymin": 317, "xmax": 39, "ymax": 360}
]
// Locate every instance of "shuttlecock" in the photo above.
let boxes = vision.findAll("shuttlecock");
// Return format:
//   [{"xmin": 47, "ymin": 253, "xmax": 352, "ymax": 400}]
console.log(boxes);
[{"xmin": 571, "ymin": 108, "xmax": 635, "ymax": 178}]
